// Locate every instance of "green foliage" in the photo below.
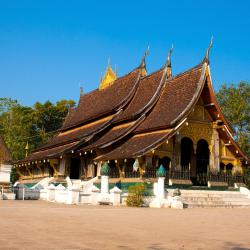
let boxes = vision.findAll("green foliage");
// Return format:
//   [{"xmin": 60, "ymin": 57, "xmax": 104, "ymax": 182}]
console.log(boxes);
[
  {"xmin": 126, "ymin": 183, "xmax": 145, "ymax": 207},
  {"xmin": 156, "ymin": 164, "xmax": 166, "ymax": 177},
  {"xmin": 100, "ymin": 162, "xmax": 110, "ymax": 176},
  {"xmin": 0, "ymin": 98, "xmax": 75, "ymax": 160},
  {"xmin": 10, "ymin": 167, "xmax": 19, "ymax": 184},
  {"xmin": 0, "ymin": 98, "xmax": 18, "ymax": 114},
  {"xmin": 216, "ymin": 82, "xmax": 250, "ymax": 156}
]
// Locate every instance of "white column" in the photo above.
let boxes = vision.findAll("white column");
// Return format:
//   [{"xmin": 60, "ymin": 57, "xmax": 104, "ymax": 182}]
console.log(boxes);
[
  {"xmin": 101, "ymin": 175, "xmax": 109, "ymax": 194},
  {"xmin": 47, "ymin": 184, "xmax": 55, "ymax": 201},
  {"xmin": 110, "ymin": 186, "xmax": 122, "ymax": 206},
  {"xmin": 157, "ymin": 177, "xmax": 165, "ymax": 199}
]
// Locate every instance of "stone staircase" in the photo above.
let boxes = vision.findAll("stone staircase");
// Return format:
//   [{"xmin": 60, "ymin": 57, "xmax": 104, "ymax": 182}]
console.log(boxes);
[{"xmin": 180, "ymin": 190, "xmax": 250, "ymax": 208}]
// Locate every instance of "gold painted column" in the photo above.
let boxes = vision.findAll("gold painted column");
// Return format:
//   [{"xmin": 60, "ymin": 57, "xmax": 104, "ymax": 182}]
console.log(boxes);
[
  {"xmin": 172, "ymin": 134, "xmax": 181, "ymax": 171},
  {"xmin": 210, "ymin": 124, "xmax": 220, "ymax": 172}
]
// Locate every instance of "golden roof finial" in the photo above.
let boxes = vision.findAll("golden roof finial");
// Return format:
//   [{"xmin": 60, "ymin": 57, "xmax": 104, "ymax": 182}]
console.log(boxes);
[
  {"xmin": 203, "ymin": 35, "xmax": 213, "ymax": 64},
  {"xmin": 164, "ymin": 44, "xmax": 174, "ymax": 78},
  {"xmin": 139, "ymin": 45, "xmax": 150, "ymax": 77},
  {"xmin": 25, "ymin": 141, "xmax": 29, "ymax": 157},
  {"xmin": 99, "ymin": 58, "xmax": 117, "ymax": 90}
]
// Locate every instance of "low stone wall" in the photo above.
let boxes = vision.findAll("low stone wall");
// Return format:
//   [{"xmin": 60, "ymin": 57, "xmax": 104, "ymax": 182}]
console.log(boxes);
[{"xmin": 14, "ymin": 184, "xmax": 40, "ymax": 200}]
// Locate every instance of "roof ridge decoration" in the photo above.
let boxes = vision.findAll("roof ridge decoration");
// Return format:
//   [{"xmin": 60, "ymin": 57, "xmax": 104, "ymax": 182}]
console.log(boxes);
[
  {"xmin": 90, "ymin": 46, "xmax": 175, "ymax": 150},
  {"xmin": 99, "ymin": 59, "xmax": 117, "ymax": 90},
  {"xmin": 203, "ymin": 36, "xmax": 213, "ymax": 64},
  {"xmin": 139, "ymin": 46, "xmax": 150, "ymax": 77},
  {"xmin": 166, "ymin": 44, "xmax": 173, "ymax": 78},
  {"xmin": 132, "ymin": 45, "xmax": 174, "ymax": 118}
]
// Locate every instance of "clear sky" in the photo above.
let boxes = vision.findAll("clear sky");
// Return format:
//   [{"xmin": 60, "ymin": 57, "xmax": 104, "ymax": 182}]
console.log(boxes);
[{"xmin": 0, "ymin": 0, "xmax": 249, "ymax": 106}]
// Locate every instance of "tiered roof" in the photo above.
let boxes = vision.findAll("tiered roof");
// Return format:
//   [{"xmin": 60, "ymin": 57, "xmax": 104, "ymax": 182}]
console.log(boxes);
[{"xmin": 17, "ymin": 46, "xmax": 249, "ymax": 164}]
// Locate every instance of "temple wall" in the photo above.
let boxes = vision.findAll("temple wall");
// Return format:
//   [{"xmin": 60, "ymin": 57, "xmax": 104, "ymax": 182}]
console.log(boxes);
[
  {"xmin": 219, "ymin": 140, "xmax": 243, "ymax": 174},
  {"xmin": 0, "ymin": 164, "xmax": 12, "ymax": 183},
  {"xmin": 149, "ymin": 99, "xmax": 244, "ymax": 173}
]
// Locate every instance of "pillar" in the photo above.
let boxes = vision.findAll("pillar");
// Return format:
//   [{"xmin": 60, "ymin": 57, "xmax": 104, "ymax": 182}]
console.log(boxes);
[
  {"xmin": 58, "ymin": 158, "xmax": 67, "ymax": 177},
  {"xmin": 97, "ymin": 162, "xmax": 102, "ymax": 177},
  {"xmin": 157, "ymin": 177, "xmax": 165, "ymax": 199},
  {"xmin": 66, "ymin": 184, "xmax": 80, "ymax": 205},
  {"xmin": 47, "ymin": 184, "xmax": 55, "ymax": 201},
  {"xmin": 101, "ymin": 176, "xmax": 109, "ymax": 194},
  {"xmin": 98, "ymin": 162, "xmax": 111, "ymax": 204},
  {"xmin": 110, "ymin": 186, "xmax": 122, "ymax": 206},
  {"xmin": 173, "ymin": 134, "xmax": 181, "ymax": 170},
  {"xmin": 210, "ymin": 126, "xmax": 220, "ymax": 172}
]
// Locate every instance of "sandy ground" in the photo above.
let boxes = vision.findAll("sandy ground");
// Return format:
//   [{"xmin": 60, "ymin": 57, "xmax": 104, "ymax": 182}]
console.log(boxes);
[{"xmin": 0, "ymin": 201, "xmax": 250, "ymax": 250}]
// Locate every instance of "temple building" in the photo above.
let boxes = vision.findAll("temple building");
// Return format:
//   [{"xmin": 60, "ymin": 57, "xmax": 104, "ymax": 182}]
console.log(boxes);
[
  {"xmin": 15, "ymin": 43, "xmax": 249, "ymax": 187},
  {"xmin": 0, "ymin": 136, "xmax": 12, "ymax": 190}
]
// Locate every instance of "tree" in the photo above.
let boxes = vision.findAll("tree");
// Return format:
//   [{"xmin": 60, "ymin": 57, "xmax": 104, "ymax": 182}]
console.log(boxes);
[
  {"xmin": 0, "ymin": 98, "xmax": 18, "ymax": 114},
  {"xmin": 33, "ymin": 99, "xmax": 75, "ymax": 144},
  {"xmin": 10, "ymin": 167, "xmax": 19, "ymax": 184},
  {"xmin": 0, "ymin": 99, "xmax": 75, "ymax": 160},
  {"xmin": 0, "ymin": 104, "xmax": 36, "ymax": 160},
  {"xmin": 216, "ymin": 82, "xmax": 250, "ymax": 157}
]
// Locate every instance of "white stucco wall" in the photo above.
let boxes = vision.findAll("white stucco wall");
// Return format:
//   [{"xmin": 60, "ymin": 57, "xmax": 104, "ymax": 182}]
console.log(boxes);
[{"xmin": 0, "ymin": 164, "xmax": 12, "ymax": 183}]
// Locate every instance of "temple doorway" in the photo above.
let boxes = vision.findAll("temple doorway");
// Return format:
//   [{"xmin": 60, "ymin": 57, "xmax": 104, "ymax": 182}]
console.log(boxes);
[
  {"xmin": 226, "ymin": 163, "xmax": 233, "ymax": 174},
  {"xmin": 220, "ymin": 162, "xmax": 225, "ymax": 172},
  {"xmin": 159, "ymin": 157, "xmax": 171, "ymax": 171},
  {"xmin": 49, "ymin": 165, "xmax": 54, "ymax": 177},
  {"xmin": 196, "ymin": 139, "xmax": 209, "ymax": 175},
  {"xmin": 70, "ymin": 158, "xmax": 80, "ymax": 179},
  {"xmin": 181, "ymin": 137, "xmax": 194, "ymax": 171}
]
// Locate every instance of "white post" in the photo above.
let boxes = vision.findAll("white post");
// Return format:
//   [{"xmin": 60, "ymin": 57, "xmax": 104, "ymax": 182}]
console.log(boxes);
[
  {"xmin": 67, "ymin": 184, "xmax": 80, "ymax": 205},
  {"xmin": 110, "ymin": 186, "xmax": 122, "ymax": 206},
  {"xmin": 157, "ymin": 177, "xmax": 165, "ymax": 199},
  {"xmin": 47, "ymin": 184, "xmax": 56, "ymax": 201},
  {"xmin": 98, "ymin": 162, "xmax": 111, "ymax": 204},
  {"xmin": 101, "ymin": 175, "xmax": 109, "ymax": 194},
  {"xmin": 149, "ymin": 165, "xmax": 167, "ymax": 208}
]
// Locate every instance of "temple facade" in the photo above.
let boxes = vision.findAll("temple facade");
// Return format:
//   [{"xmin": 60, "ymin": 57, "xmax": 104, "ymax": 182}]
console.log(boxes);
[{"xmin": 15, "ymin": 45, "xmax": 249, "ymax": 187}]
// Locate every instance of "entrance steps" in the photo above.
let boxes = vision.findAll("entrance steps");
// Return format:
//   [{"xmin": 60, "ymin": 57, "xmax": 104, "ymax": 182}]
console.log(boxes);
[{"xmin": 180, "ymin": 190, "xmax": 250, "ymax": 208}]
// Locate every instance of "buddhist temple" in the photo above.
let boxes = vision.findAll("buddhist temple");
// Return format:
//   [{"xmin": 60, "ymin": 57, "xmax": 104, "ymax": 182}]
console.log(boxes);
[
  {"xmin": 15, "ymin": 43, "xmax": 249, "ymax": 187},
  {"xmin": 0, "ymin": 136, "xmax": 12, "ymax": 190}
]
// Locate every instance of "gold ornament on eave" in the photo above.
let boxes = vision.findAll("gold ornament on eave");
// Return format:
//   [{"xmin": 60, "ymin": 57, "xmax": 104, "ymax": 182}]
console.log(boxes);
[{"xmin": 25, "ymin": 141, "xmax": 29, "ymax": 157}]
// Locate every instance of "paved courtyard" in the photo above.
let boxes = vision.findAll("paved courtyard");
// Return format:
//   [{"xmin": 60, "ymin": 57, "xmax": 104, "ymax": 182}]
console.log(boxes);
[{"xmin": 0, "ymin": 201, "xmax": 250, "ymax": 250}]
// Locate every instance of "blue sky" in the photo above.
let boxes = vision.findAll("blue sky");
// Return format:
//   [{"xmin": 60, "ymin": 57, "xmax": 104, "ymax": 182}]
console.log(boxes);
[{"xmin": 0, "ymin": 0, "xmax": 249, "ymax": 106}]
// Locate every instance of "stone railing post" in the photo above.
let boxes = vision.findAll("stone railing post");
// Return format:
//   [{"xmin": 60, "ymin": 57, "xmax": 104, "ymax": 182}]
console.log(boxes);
[
  {"xmin": 98, "ymin": 162, "xmax": 110, "ymax": 204},
  {"xmin": 47, "ymin": 184, "xmax": 55, "ymax": 202},
  {"xmin": 110, "ymin": 186, "xmax": 122, "ymax": 206},
  {"xmin": 66, "ymin": 184, "xmax": 80, "ymax": 205},
  {"xmin": 157, "ymin": 177, "xmax": 165, "ymax": 199},
  {"xmin": 149, "ymin": 165, "xmax": 167, "ymax": 208}
]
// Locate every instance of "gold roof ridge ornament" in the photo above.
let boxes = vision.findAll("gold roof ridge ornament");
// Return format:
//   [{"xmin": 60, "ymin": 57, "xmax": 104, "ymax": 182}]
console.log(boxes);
[
  {"xmin": 139, "ymin": 45, "xmax": 150, "ymax": 77},
  {"xmin": 164, "ymin": 44, "xmax": 174, "ymax": 79},
  {"xmin": 25, "ymin": 141, "xmax": 29, "ymax": 157},
  {"xmin": 203, "ymin": 35, "xmax": 213, "ymax": 64},
  {"xmin": 99, "ymin": 58, "xmax": 117, "ymax": 90}
]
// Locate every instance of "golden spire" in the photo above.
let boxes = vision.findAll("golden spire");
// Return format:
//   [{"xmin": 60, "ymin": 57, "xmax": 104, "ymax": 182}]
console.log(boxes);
[
  {"xmin": 165, "ymin": 44, "xmax": 173, "ymax": 78},
  {"xmin": 25, "ymin": 141, "xmax": 29, "ymax": 157},
  {"xmin": 203, "ymin": 36, "xmax": 213, "ymax": 64},
  {"xmin": 99, "ymin": 59, "xmax": 117, "ymax": 90},
  {"xmin": 139, "ymin": 46, "xmax": 150, "ymax": 77}
]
